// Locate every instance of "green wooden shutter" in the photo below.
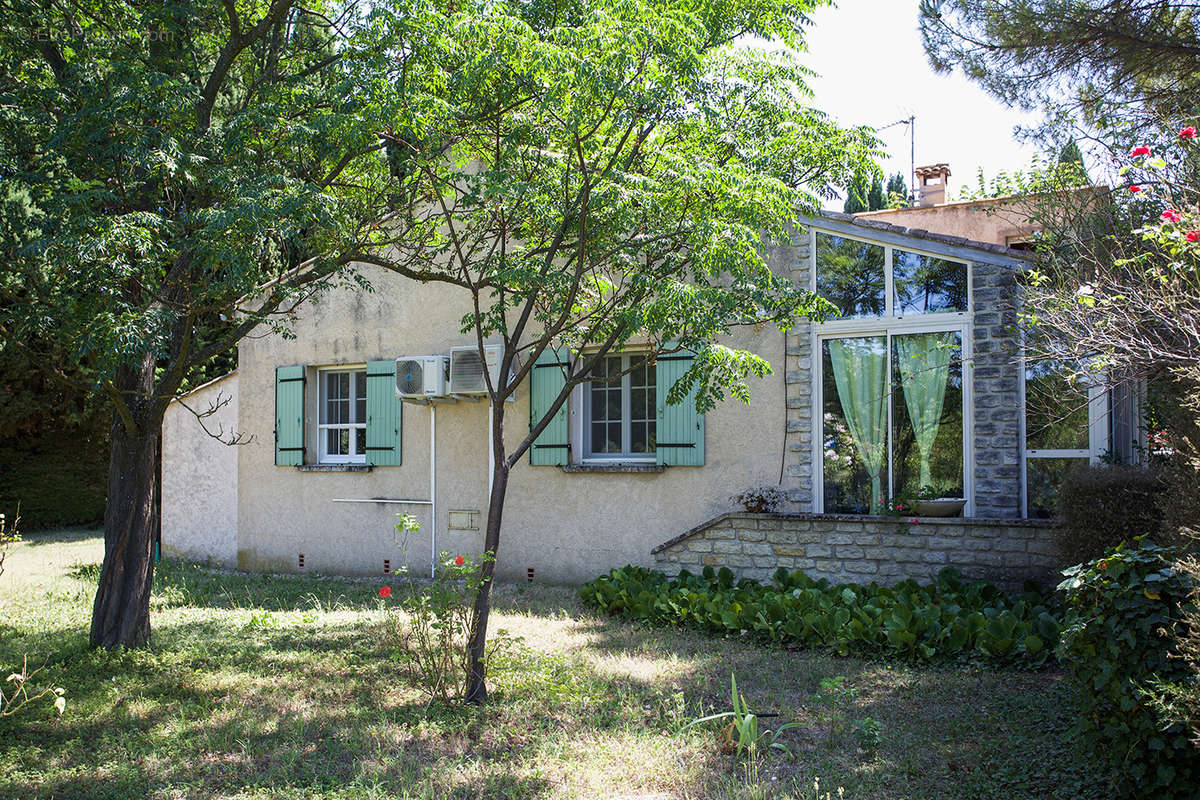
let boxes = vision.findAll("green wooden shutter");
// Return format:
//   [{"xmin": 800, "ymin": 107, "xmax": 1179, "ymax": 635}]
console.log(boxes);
[
  {"xmin": 275, "ymin": 365, "xmax": 305, "ymax": 466},
  {"xmin": 656, "ymin": 351, "xmax": 705, "ymax": 466},
  {"xmin": 529, "ymin": 348, "xmax": 570, "ymax": 465},
  {"xmin": 365, "ymin": 359, "xmax": 403, "ymax": 466}
]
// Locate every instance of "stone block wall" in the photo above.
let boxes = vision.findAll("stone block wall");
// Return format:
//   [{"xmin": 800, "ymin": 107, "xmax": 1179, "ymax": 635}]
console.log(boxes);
[
  {"xmin": 652, "ymin": 512, "xmax": 1061, "ymax": 592},
  {"xmin": 970, "ymin": 260, "xmax": 1023, "ymax": 518}
]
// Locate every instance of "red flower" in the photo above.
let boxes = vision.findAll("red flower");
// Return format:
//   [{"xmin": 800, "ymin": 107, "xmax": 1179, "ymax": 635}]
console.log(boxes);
[
  {"xmin": 909, "ymin": 518, "xmax": 920, "ymax": 525},
  {"xmin": 1162, "ymin": 209, "xmax": 1183, "ymax": 223},
  {"xmin": 1098, "ymin": 560, "xmax": 1108, "ymax": 571},
  {"xmin": 1187, "ymin": 231, "xmax": 1200, "ymax": 243},
  {"xmin": 379, "ymin": 585, "xmax": 391, "ymax": 598},
  {"xmin": 1129, "ymin": 185, "xmax": 1142, "ymax": 193},
  {"xmin": 455, "ymin": 555, "xmax": 465, "ymax": 565},
  {"xmin": 1180, "ymin": 126, "xmax": 1197, "ymax": 140},
  {"xmin": 1130, "ymin": 145, "xmax": 1151, "ymax": 157}
]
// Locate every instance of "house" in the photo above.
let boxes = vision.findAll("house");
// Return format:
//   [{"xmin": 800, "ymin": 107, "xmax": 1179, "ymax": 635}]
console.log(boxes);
[{"xmin": 162, "ymin": 210, "xmax": 1140, "ymax": 589}]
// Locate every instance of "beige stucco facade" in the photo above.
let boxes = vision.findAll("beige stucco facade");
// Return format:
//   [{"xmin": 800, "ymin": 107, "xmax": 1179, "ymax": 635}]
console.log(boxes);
[
  {"xmin": 856, "ymin": 197, "xmax": 1041, "ymax": 248},
  {"xmin": 162, "ymin": 372, "xmax": 239, "ymax": 567},
  {"xmin": 227, "ymin": 267, "xmax": 786, "ymax": 584}
]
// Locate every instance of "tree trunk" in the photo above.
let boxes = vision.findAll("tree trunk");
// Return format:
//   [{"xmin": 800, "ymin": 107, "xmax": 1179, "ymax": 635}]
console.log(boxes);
[
  {"xmin": 464, "ymin": 406, "xmax": 510, "ymax": 704},
  {"xmin": 90, "ymin": 365, "xmax": 162, "ymax": 649}
]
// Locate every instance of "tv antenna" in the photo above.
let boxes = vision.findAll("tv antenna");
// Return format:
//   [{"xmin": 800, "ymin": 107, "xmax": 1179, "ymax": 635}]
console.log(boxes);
[{"xmin": 879, "ymin": 115, "xmax": 916, "ymax": 205}]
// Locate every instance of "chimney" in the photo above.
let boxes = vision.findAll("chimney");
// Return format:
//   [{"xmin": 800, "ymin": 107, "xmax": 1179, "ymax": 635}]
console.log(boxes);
[{"xmin": 914, "ymin": 163, "xmax": 951, "ymax": 207}]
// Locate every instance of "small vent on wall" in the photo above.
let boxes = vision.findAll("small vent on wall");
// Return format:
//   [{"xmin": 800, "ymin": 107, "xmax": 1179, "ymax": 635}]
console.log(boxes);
[
  {"xmin": 298, "ymin": 553, "xmax": 305, "ymax": 569},
  {"xmin": 526, "ymin": 567, "xmax": 535, "ymax": 583},
  {"xmin": 383, "ymin": 559, "xmax": 391, "ymax": 575}
]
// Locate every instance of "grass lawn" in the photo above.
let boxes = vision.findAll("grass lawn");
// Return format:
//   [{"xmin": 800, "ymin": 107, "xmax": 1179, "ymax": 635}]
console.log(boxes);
[{"xmin": 0, "ymin": 529, "xmax": 1106, "ymax": 800}]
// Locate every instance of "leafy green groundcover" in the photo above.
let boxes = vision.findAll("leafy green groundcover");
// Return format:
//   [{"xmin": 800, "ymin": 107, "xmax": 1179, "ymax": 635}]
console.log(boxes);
[
  {"xmin": 580, "ymin": 565, "xmax": 1061, "ymax": 664},
  {"xmin": 1057, "ymin": 541, "xmax": 1200, "ymax": 799}
]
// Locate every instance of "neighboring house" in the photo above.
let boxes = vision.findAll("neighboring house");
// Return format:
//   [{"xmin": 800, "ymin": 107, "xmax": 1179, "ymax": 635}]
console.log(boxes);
[{"xmin": 162, "ymin": 210, "xmax": 1140, "ymax": 589}]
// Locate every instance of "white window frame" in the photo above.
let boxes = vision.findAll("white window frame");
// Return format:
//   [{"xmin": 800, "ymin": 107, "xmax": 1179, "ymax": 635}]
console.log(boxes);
[
  {"xmin": 1019, "ymin": 361, "xmax": 1110, "ymax": 518},
  {"xmin": 317, "ymin": 366, "xmax": 367, "ymax": 465},
  {"xmin": 580, "ymin": 352, "xmax": 657, "ymax": 463},
  {"xmin": 809, "ymin": 227, "xmax": 975, "ymax": 515}
]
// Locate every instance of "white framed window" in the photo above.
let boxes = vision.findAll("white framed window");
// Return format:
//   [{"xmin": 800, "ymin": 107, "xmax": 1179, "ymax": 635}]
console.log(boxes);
[
  {"xmin": 318, "ymin": 368, "xmax": 367, "ymax": 464},
  {"xmin": 582, "ymin": 354, "xmax": 657, "ymax": 460},
  {"xmin": 812, "ymin": 229, "xmax": 970, "ymax": 320},
  {"xmin": 809, "ymin": 227, "xmax": 974, "ymax": 515},
  {"xmin": 1021, "ymin": 360, "xmax": 1110, "ymax": 518}
]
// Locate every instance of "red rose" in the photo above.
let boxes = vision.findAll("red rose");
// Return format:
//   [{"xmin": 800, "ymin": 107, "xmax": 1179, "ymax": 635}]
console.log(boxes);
[
  {"xmin": 1129, "ymin": 185, "xmax": 1142, "ymax": 193},
  {"xmin": 379, "ymin": 585, "xmax": 391, "ymax": 598},
  {"xmin": 1162, "ymin": 209, "xmax": 1183, "ymax": 223},
  {"xmin": 909, "ymin": 518, "xmax": 920, "ymax": 525},
  {"xmin": 1130, "ymin": 145, "xmax": 1151, "ymax": 157},
  {"xmin": 1180, "ymin": 126, "xmax": 1196, "ymax": 139},
  {"xmin": 455, "ymin": 555, "xmax": 465, "ymax": 565},
  {"xmin": 1187, "ymin": 231, "xmax": 1200, "ymax": 243}
]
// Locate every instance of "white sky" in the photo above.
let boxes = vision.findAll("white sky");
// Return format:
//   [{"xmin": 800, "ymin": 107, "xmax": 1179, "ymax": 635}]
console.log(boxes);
[{"xmin": 799, "ymin": 0, "xmax": 1044, "ymax": 209}]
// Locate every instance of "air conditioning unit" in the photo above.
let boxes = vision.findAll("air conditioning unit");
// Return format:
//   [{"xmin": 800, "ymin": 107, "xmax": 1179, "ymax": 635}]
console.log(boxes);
[
  {"xmin": 449, "ymin": 344, "xmax": 504, "ymax": 394},
  {"xmin": 395, "ymin": 355, "xmax": 447, "ymax": 399}
]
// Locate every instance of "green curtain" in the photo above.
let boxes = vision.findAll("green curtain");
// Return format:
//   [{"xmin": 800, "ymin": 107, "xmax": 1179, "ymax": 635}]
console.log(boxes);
[
  {"xmin": 828, "ymin": 337, "xmax": 889, "ymax": 510},
  {"xmin": 895, "ymin": 332, "xmax": 955, "ymax": 489}
]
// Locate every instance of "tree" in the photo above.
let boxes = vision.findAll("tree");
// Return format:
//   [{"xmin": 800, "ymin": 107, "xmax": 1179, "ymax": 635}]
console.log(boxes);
[
  {"xmin": 844, "ymin": 168, "xmax": 870, "ymax": 213},
  {"xmin": 0, "ymin": 0, "xmax": 414, "ymax": 648},
  {"xmin": 919, "ymin": 0, "xmax": 1200, "ymax": 129},
  {"xmin": 844, "ymin": 169, "xmax": 886, "ymax": 212},
  {"xmin": 867, "ymin": 174, "xmax": 885, "ymax": 211},
  {"xmin": 886, "ymin": 172, "xmax": 908, "ymax": 206},
  {"xmin": 920, "ymin": 0, "xmax": 1200, "ymax": 760},
  {"xmin": 356, "ymin": 0, "xmax": 877, "ymax": 701}
]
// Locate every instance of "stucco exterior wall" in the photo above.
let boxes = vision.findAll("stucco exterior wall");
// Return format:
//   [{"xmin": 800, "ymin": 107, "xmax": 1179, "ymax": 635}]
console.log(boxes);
[
  {"xmin": 234, "ymin": 269, "xmax": 788, "ymax": 584},
  {"xmin": 856, "ymin": 198, "xmax": 1040, "ymax": 247},
  {"xmin": 161, "ymin": 373, "xmax": 239, "ymax": 566}
]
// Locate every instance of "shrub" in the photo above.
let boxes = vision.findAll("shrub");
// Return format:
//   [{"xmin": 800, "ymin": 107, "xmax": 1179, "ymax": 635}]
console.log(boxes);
[
  {"xmin": 1057, "ymin": 540, "xmax": 1200, "ymax": 798},
  {"xmin": 1056, "ymin": 465, "xmax": 1164, "ymax": 564},
  {"xmin": 378, "ymin": 549, "xmax": 492, "ymax": 704},
  {"xmin": 580, "ymin": 564, "xmax": 1060, "ymax": 664}
]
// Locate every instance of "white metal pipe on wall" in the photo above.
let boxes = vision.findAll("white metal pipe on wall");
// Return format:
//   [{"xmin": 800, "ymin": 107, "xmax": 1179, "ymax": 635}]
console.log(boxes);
[{"xmin": 430, "ymin": 402, "xmax": 437, "ymax": 578}]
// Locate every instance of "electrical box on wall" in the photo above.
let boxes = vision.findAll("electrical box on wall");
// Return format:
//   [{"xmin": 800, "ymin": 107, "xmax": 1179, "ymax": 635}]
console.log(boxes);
[{"xmin": 447, "ymin": 509, "xmax": 480, "ymax": 531}]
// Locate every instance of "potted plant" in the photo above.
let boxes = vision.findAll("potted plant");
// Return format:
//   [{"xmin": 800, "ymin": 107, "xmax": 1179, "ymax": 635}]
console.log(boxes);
[
  {"xmin": 913, "ymin": 486, "xmax": 966, "ymax": 518},
  {"xmin": 732, "ymin": 486, "xmax": 786, "ymax": 514}
]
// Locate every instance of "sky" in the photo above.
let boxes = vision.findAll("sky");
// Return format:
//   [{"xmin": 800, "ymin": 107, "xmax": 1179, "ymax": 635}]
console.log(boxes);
[{"xmin": 798, "ymin": 0, "xmax": 1044, "ymax": 209}]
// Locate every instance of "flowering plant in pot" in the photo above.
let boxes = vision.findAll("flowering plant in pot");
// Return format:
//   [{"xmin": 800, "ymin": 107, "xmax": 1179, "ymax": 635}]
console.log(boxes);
[{"xmin": 732, "ymin": 486, "xmax": 786, "ymax": 514}]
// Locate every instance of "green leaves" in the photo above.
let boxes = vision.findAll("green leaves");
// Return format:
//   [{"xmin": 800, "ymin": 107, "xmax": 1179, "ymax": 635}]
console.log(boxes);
[
  {"xmin": 1057, "ymin": 540, "xmax": 1200, "ymax": 798},
  {"xmin": 580, "ymin": 564, "xmax": 1061, "ymax": 664}
]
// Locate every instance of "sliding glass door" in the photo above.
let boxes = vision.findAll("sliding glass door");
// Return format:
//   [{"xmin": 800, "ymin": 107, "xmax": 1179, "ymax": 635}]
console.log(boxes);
[{"xmin": 821, "ymin": 329, "xmax": 966, "ymax": 514}]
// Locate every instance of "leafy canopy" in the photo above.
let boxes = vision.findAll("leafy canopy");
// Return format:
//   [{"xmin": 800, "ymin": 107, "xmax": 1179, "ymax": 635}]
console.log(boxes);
[{"xmin": 357, "ymin": 0, "xmax": 878, "ymax": 418}]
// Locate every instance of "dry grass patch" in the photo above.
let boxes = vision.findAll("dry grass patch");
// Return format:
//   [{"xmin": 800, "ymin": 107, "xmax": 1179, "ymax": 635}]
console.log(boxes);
[{"xmin": 0, "ymin": 529, "xmax": 1106, "ymax": 799}]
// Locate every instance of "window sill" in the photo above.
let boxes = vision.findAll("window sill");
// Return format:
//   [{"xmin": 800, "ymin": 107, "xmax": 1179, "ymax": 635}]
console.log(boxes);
[
  {"xmin": 561, "ymin": 463, "xmax": 665, "ymax": 474},
  {"xmin": 296, "ymin": 464, "xmax": 373, "ymax": 473}
]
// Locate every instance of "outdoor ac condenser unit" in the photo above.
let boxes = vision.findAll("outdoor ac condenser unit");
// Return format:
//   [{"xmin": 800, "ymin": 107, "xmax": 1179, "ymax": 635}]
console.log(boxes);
[
  {"xmin": 448, "ymin": 344, "xmax": 504, "ymax": 394},
  {"xmin": 395, "ymin": 355, "xmax": 447, "ymax": 399}
]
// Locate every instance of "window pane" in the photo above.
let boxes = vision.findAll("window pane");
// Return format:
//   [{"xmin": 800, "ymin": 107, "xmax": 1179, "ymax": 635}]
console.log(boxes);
[
  {"xmin": 355, "ymin": 372, "xmax": 367, "ymax": 423},
  {"xmin": 355, "ymin": 427, "xmax": 366, "ymax": 456},
  {"xmin": 816, "ymin": 233, "xmax": 886, "ymax": 318},
  {"xmin": 326, "ymin": 428, "xmax": 346, "ymax": 456},
  {"xmin": 1026, "ymin": 360, "xmax": 1090, "ymax": 450},
  {"xmin": 891, "ymin": 331, "xmax": 964, "ymax": 499},
  {"xmin": 893, "ymin": 249, "xmax": 967, "ymax": 314},
  {"xmin": 1027, "ymin": 457, "xmax": 1087, "ymax": 518},
  {"xmin": 823, "ymin": 336, "xmax": 888, "ymax": 513}
]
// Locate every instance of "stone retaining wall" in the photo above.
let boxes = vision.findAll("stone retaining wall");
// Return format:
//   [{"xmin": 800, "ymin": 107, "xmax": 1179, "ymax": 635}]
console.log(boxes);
[{"xmin": 652, "ymin": 512, "xmax": 1062, "ymax": 591}]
